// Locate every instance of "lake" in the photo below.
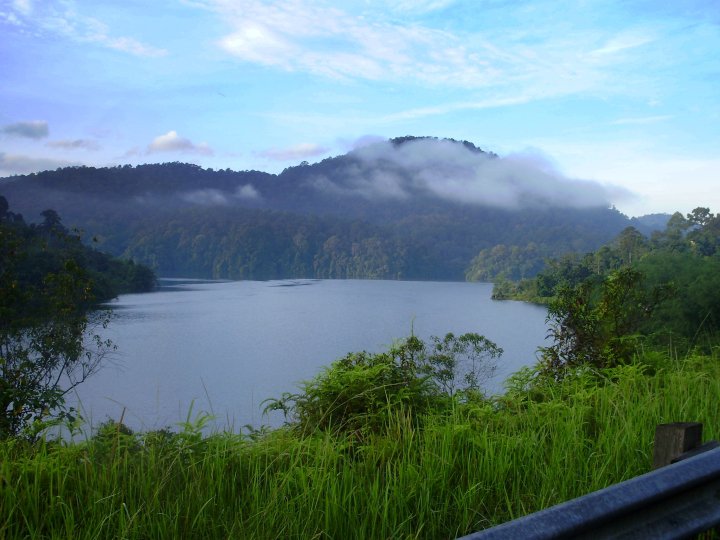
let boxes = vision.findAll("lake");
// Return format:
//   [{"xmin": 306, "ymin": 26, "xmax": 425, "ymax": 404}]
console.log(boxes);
[{"xmin": 70, "ymin": 279, "xmax": 548, "ymax": 433}]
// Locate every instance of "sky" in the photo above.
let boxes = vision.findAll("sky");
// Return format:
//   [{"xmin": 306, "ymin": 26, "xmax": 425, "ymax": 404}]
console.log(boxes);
[{"xmin": 0, "ymin": 0, "xmax": 718, "ymax": 217}]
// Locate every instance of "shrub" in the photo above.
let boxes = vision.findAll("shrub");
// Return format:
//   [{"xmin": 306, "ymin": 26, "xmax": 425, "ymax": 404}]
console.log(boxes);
[{"xmin": 265, "ymin": 333, "xmax": 502, "ymax": 435}]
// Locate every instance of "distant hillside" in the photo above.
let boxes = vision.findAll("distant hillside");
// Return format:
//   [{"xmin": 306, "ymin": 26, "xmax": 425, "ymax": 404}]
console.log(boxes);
[
  {"xmin": 630, "ymin": 213, "xmax": 672, "ymax": 236},
  {"xmin": 0, "ymin": 197, "xmax": 155, "ymax": 303},
  {"xmin": 0, "ymin": 136, "xmax": 632, "ymax": 280}
]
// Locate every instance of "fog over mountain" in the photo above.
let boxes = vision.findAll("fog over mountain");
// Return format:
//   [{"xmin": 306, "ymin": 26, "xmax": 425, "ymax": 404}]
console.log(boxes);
[
  {"xmin": 0, "ymin": 136, "xmax": 641, "ymax": 281},
  {"xmin": 314, "ymin": 138, "xmax": 631, "ymax": 209}
]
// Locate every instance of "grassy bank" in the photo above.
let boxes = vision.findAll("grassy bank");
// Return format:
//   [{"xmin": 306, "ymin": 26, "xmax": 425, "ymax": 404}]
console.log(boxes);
[{"xmin": 2, "ymin": 348, "xmax": 719, "ymax": 539}]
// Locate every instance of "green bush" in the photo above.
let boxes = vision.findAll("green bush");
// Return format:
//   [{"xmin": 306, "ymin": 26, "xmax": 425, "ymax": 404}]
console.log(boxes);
[{"xmin": 265, "ymin": 333, "xmax": 502, "ymax": 436}]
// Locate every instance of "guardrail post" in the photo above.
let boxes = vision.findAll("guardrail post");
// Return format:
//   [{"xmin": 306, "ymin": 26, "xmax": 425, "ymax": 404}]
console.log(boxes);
[{"xmin": 653, "ymin": 422, "xmax": 703, "ymax": 469}]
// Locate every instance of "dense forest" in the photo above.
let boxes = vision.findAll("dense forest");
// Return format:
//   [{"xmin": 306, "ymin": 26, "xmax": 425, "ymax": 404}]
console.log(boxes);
[
  {"xmin": 491, "ymin": 207, "xmax": 720, "ymax": 358},
  {"xmin": 464, "ymin": 212, "xmax": 673, "ymax": 282},
  {"xmin": 0, "ymin": 137, "xmax": 646, "ymax": 281},
  {"xmin": 0, "ymin": 197, "xmax": 155, "ymax": 303}
]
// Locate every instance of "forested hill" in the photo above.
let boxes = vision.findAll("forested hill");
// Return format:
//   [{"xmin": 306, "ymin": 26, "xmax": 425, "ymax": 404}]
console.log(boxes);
[
  {"xmin": 0, "ymin": 136, "xmax": 645, "ymax": 280},
  {"xmin": 0, "ymin": 197, "xmax": 155, "ymax": 306}
]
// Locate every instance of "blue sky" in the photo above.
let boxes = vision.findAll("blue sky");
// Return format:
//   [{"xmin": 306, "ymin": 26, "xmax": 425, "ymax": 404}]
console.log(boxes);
[{"xmin": 1, "ymin": 0, "xmax": 718, "ymax": 217}]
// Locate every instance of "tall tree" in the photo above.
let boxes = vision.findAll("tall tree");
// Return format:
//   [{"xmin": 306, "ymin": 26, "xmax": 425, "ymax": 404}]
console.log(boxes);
[{"xmin": 0, "ymin": 207, "xmax": 114, "ymax": 437}]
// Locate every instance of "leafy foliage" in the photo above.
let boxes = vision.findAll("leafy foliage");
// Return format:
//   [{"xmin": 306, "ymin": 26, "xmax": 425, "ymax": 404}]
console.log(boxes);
[
  {"xmin": 0, "ymin": 255, "xmax": 111, "ymax": 436},
  {"xmin": 423, "ymin": 332, "xmax": 503, "ymax": 396},
  {"xmin": 0, "ymin": 199, "xmax": 153, "ymax": 437},
  {"xmin": 636, "ymin": 251, "xmax": 720, "ymax": 338},
  {"xmin": 540, "ymin": 268, "xmax": 671, "ymax": 376},
  {"xmin": 465, "ymin": 243, "xmax": 549, "ymax": 281},
  {"xmin": 265, "ymin": 333, "xmax": 502, "ymax": 435},
  {"xmin": 502, "ymin": 206, "xmax": 720, "ymax": 368}
]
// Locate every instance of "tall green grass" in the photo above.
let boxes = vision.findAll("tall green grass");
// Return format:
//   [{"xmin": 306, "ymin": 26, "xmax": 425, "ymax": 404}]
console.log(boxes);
[{"xmin": 2, "ymin": 348, "xmax": 720, "ymax": 539}]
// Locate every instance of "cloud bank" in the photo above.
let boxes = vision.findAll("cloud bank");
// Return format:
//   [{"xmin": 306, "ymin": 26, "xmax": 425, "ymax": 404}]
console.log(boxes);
[
  {"xmin": 310, "ymin": 138, "xmax": 634, "ymax": 209},
  {"xmin": 2, "ymin": 121, "xmax": 49, "ymax": 139},
  {"xmin": 180, "ymin": 184, "xmax": 261, "ymax": 206}
]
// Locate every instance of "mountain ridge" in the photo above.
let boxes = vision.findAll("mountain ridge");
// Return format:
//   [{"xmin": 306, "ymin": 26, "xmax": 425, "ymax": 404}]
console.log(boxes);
[{"xmin": 0, "ymin": 137, "xmax": 653, "ymax": 281}]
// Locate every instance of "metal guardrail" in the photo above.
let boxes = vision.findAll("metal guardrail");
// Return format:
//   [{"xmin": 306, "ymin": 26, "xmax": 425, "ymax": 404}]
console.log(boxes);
[{"xmin": 458, "ymin": 441, "xmax": 720, "ymax": 539}]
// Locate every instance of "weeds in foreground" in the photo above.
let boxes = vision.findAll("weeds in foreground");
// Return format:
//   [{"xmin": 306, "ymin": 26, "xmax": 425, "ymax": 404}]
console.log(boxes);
[{"xmin": 1, "ymin": 348, "xmax": 719, "ymax": 539}]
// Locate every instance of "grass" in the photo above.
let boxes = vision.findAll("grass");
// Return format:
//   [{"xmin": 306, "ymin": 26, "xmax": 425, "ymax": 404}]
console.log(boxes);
[{"xmin": 2, "ymin": 348, "xmax": 720, "ymax": 539}]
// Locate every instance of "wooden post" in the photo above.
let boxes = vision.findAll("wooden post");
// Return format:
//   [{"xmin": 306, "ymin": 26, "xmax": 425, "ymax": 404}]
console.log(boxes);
[{"xmin": 653, "ymin": 422, "xmax": 703, "ymax": 469}]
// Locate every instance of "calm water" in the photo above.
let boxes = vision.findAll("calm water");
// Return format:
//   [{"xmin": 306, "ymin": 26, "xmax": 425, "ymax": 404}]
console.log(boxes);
[{"xmin": 71, "ymin": 279, "xmax": 548, "ymax": 432}]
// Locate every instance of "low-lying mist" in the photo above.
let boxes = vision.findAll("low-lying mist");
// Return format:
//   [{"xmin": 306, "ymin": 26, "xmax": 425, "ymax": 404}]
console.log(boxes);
[{"xmin": 307, "ymin": 138, "xmax": 634, "ymax": 209}]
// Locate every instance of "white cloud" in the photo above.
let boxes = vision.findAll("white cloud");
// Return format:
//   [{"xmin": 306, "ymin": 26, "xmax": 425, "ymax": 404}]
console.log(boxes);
[
  {"xmin": 391, "ymin": 0, "xmax": 456, "ymax": 14},
  {"xmin": 220, "ymin": 22, "xmax": 294, "ymax": 66},
  {"xmin": 567, "ymin": 152, "xmax": 720, "ymax": 217},
  {"xmin": 2, "ymin": 120, "xmax": 49, "ymax": 139},
  {"xmin": 235, "ymin": 184, "xmax": 260, "ymax": 199},
  {"xmin": 338, "ymin": 135, "xmax": 385, "ymax": 152},
  {"xmin": 520, "ymin": 137, "xmax": 720, "ymax": 216},
  {"xmin": 13, "ymin": 0, "xmax": 32, "ymax": 16},
  {"xmin": 179, "ymin": 184, "xmax": 261, "ymax": 205},
  {"xmin": 147, "ymin": 131, "xmax": 214, "ymax": 155},
  {"xmin": 309, "ymin": 138, "xmax": 632, "ymax": 209},
  {"xmin": 257, "ymin": 142, "xmax": 329, "ymax": 161},
  {"xmin": 205, "ymin": 0, "xmax": 517, "ymax": 87},
  {"xmin": 101, "ymin": 35, "xmax": 167, "ymax": 57},
  {"xmin": 120, "ymin": 147, "xmax": 142, "ymax": 159},
  {"xmin": 199, "ymin": 0, "xmax": 663, "ymax": 102},
  {"xmin": 47, "ymin": 138, "xmax": 100, "ymax": 150},
  {"xmin": 7, "ymin": 1, "xmax": 167, "ymax": 57},
  {"xmin": 180, "ymin": 189, "xmax": 229, "ymax": 205},
  {"xmin": 590, "ymin": 31, "xmax": 656, "ymax": 56},
  {"xmin": 0, "ymin": 11, "xmax": 22, "ymax": 25},
  {"xmin": 0, "ymin": 152, "xmax": 78, "ymax": 176},
  {"xmin": 377, "ymin": 95, "xmax": 533, "ymax": 123}
]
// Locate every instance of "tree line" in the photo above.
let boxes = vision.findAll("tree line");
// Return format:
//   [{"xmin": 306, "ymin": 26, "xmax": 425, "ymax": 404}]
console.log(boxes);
[{"xmin": 493, "ymin": 207, "xmax": 720, "ymax": 374}]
